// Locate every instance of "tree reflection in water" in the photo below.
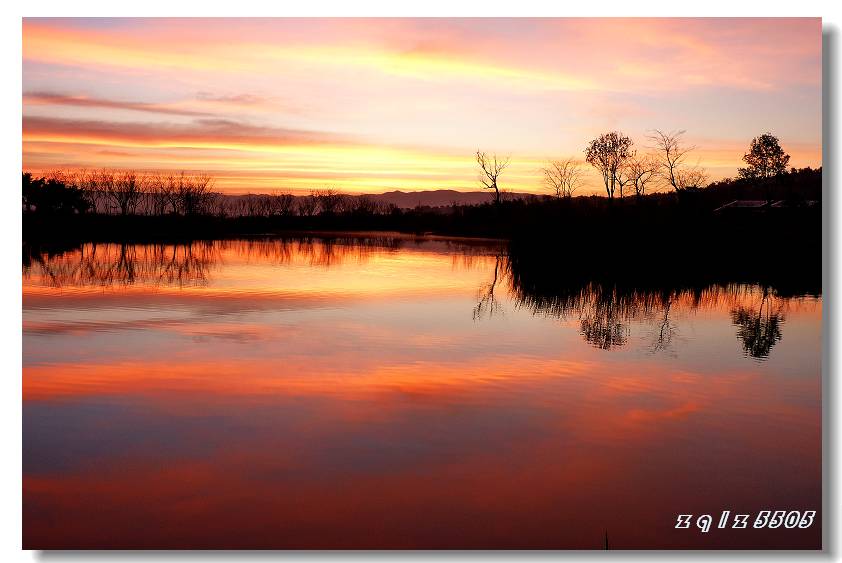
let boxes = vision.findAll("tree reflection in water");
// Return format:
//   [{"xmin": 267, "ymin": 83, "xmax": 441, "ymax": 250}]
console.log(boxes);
[
  {"xmin": 730, "ymin": 288, "xmax": 785, "ymax": 359},
  {"xmin": 23, "ymin": 241, "xmax": 220, "ymax": 288},
  {"xmin": 22, "ymin": 238, "xmax": 812, "ymax": 361},
  {"xmin": 496, "ymin": 251, "xmax": 815, "ymax": 358},
  {"xmin": 473, "ymin": 254, "xmax": 504, "ymax": 321}
]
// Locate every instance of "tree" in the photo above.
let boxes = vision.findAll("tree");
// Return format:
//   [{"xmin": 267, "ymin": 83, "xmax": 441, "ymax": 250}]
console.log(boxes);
[
  {"xmin": 648, "ymin": 129, "xmax": 708, "ymax": 192},
  {"xmin": 615, "ymin": 163, "xmax": 632, "ymax": 199},
  {"xmin": 22, "ymin": 172, "xmax": 90, "ymax": 215},
  {"xmin": 71, "ymin": 169, "xmax": 105, "ymax": 213},
  {"xmin": 268, "ymin": 193, "xmax": 297, "ymax": 217},
  {"xmin": 674, "ymin": 167, "xmax": 709, "ymax": 191},
  {"xmin": 584, "ymin": 132, "xmax": 633, "ymax": 199},
  {"xmin": 476, "ymin": 151, "xmax": 510, "ymax": 204},
  {"xmin": 145, "ymin": 173, "xmax": 170, "ymax": 216},
  {"xmin": 298, "ymin": 193, "xmax": 318, "ymax": 217},
  {"xmin": 170, "ymin": 172, "xmax": 215, "ymax": 216},
  {"xmin": 541, "ymin": 158, "xmax": 583, "ymax": 198},
  {"xmin": 108, "ymin": 170, "xmax": 145, "ymax": 216},
  {"xmin": 349, "ymin": 195, "xmax": 379, "ymax": 216},
  {"xmin": 314, "ymin": 188, "xmax": 344, "ymax": 215},
  {"xmin": 625, "ymin": 154, "xmax": 659, "ymax": 197},
  {"xmin": 738, "ymin": 132, "xmax": 791, "ymax": 180}
]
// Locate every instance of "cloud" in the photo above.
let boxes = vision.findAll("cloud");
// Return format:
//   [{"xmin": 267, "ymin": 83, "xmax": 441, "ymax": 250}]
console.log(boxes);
[
  {"xmin": 24, "ymin": 91, "xmax": 213, "ymax": 117},
  {"xmin": 195, "ymin": 92, "xmax": 266, "ymax": 106},
  {"xmin": 22, "ymin": 116, "xmax": 352, "ymax": 149}
]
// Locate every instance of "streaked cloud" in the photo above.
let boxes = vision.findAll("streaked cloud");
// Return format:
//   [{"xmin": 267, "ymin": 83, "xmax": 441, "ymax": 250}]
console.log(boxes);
[
  {"xmin": 24, "ymin": 91, "xmax": 213, "ymax": 117},
  {"xmin": 23, "ymin": 115, "xmax": 352, "ymax": 149}
]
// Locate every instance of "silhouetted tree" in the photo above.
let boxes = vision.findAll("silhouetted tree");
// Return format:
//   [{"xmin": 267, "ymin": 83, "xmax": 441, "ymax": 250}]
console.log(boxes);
[
  {"xmin": 177, "ymin": 173, "xmax": 214, "ymax": 216},
  {"xmin": 298, "ymin": 193, "xmax": 318, "ymax": 217},
  {"xmin": 72, "ymin": 169, "xmax": 105, "ymax": 212},
  {"xmin": 314, "ymin": 188, "xmax": 344, "ymax": 215},
  {"xmin": 674, "ymin": 167, "xmax": 709, "ymax": 191},
  {"xmin": 108, "ymin": 170, "xmax": 145, "ymax": 216},
  {"xmin": 648, "ymin": 129, "xmax": 708, "ymax": 192},
  {"xmin": 348, "ymin": 195, "xmax": 380, "ymax": 216},
  {"xmin": 269, "ymin": 193, "xmax": 297, "ymax": 217},
  {"xmin": 625, "ymin": 154, "xmax": 659, "ymax": 197},
  {"xmin": 738, "ymin": 132, "xmax": 791, "ymax": 180},
  {"xmin": 542, "ymin": 158, "xmax": 583, "ymax": 198},
  {"xmin": 476, "ymin": 150, "xmax": 510, "ymax": 204},
  {"xmin": 585, "ymin": 131, "xmax": 633, "ymax": 199},
  {"xmin": 22, "ymin": 172, "xmax": 90, "ymax": 215}
]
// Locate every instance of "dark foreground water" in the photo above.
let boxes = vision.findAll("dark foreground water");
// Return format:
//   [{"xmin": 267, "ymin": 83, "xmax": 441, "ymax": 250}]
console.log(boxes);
[{"xmin": 23, "ymin": 236, "xmax": 821, "ymax": 548}]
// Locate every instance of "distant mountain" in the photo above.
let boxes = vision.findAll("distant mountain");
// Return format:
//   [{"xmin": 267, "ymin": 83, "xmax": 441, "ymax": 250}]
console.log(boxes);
[{"xmin": 222, "ymin": 189, "xmax": 538, "ymax": 210}]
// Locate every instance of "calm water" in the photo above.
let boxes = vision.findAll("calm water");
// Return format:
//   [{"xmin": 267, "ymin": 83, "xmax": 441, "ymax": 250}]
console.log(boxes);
[{"xmin": 22, "ymin": 236, "xmax": 822, "ymax": 549}]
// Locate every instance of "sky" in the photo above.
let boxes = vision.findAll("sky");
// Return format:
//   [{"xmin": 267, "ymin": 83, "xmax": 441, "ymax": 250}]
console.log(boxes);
[{"xmin": 22, "ymin": 18, "xmax": 822, "ymax": 195}]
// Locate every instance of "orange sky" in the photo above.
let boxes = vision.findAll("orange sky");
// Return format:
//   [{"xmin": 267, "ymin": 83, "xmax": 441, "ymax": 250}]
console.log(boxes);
[{"xmin": 22, "ymin": 18, "xmax": 822, "ymax": 195}]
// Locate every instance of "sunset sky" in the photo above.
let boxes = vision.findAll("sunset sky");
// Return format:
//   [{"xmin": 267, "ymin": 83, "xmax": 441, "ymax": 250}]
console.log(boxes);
[{"xmin": 22, "ymin": 18, "xmax": 822, "ymax": 195}]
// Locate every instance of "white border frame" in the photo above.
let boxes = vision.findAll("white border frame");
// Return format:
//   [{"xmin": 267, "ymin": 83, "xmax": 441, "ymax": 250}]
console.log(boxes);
[{"xmin": 4, "ymin": 3, "xmax": 839, "ymax": 562}]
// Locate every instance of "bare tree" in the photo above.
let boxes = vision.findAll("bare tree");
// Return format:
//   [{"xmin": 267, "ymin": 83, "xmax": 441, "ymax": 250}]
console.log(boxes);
[
  {"xmin": 208, "ymin": 192, "xmax": 229, "ymax": 218},
  {"xmin": 268, "ymin": 193, "xmax": 296, "ymax": 217},
  {"xmin": 314, "ymin": 188, "xmax": 344, "ymax": 215},
  {"xmin": 145, "ymin": 173, "xmax": 169, "ymax": 216},
  {"xmin": 476, "ymin": 151, "xmax": 510, "ymax": 204},
  {"xmin": 584, "ymin": 131, "xmax": 633, "ymax": 199},
  {"xmin": 161, "ymin": 173, "xmax": 181, "ymax": 215},
  {"xmin": 674, "ymin": 167, "xmax": 709, "ymax": 191},
  {"xmin": 242, "ymin": 194, "xmax": 268, "ymax": 217},
  {"xmin": 542, "ymin": 158, "xmax": 583, "ymax": 198},
  {"xmin": 348, "ymin": 195, "xmax": 379, "ymax": 216},
  {"xmin": 187, "ymin": 173, "xmax": 215, "ymax": 215},
  {"xmin": 63, "ymin": 169, "xmax": 104, "ymax": 213},
  {"xmin": 647, "ymin": 129, "xmax": 707, "ymax": 192},
  {"xmin": 91, "ymin": 170, "xmax": 115, "ymax": 213},
  {"xmin": 170, "ymin": 172, "xmax": 215, "ymax": 216},
  {"xmin": 615, "ymin": 164, "xmax": 632, "ymax": 199},
  {"xmin": 108, "ymin": 170, "xmax": 145, "ymax": 216},
  {"xmin": 298, "ymin": 193, "xmax": 318, "ymax": 217},
  {"xmin": 625, "ymin": 154, "xmax": 659, "ymax": 197}
]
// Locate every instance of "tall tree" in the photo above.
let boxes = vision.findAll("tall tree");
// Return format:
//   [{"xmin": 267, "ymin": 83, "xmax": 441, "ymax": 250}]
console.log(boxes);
[
  {"xmin": 584, "ymin": 132, "xmax": 633, "ymax": 199},
  {"xmin": 476, "ymin": 151, "xmax": 510, "ymax": 204},
  {"xmin": 738, "ymin": 132, "xmax": 791, "ymax": 179}
]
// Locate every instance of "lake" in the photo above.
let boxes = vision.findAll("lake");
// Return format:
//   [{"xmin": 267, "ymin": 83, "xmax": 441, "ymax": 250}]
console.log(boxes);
[{"xmin": 22, "ymin": 235, "xmax": 822, "ymax": 549}]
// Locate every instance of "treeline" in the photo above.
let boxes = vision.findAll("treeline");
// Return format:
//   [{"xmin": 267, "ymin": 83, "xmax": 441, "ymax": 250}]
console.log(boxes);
[
  {"xmin": 23, "ymin": 170, "xmax": 215, "ymax": 216},
  {"xmin": 22, "ymin": 165, "xmax": 821, "ymax": 245},
  {"xmin": 22, "ymin": 170, "xmax": 398, "ymax": 219}
]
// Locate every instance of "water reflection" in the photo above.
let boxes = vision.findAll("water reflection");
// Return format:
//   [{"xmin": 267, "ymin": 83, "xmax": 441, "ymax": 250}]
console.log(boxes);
[
  {"xmin": 24, "ymin": 242, "xmax": 219, "ymax": 288},
  {"xmin": 23, "ymin": 237, "xmax": 501, "ymax": 289},
  {"xmin": 515, "ymin": 281, "xmax": 802, "ymax": 359},
  {"xmin": 22, "ymin": 236, "xmax": 821, "ymax": 548},
  {"xmin": 504, "ymin": 249, "xmax": 820, "ymax": 360},
  {"xmin": 24, "ymin": 239, "xmax": 815, "ymax": 361},
  {"xmin": 730, "ymin": 288, "xmax": 785, "ymax": 359}
]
